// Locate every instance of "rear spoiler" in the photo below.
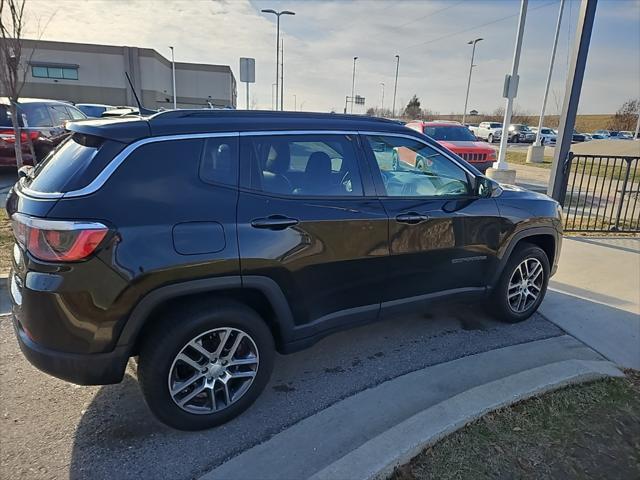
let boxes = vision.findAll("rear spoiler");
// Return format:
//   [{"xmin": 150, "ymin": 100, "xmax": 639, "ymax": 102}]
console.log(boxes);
[{"xmin": 66, "ymin": 118, "xmax": 151, "ymax": 144}]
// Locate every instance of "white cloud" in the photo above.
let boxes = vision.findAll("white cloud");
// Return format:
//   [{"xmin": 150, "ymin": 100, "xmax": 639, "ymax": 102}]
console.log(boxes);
[{"xmin": 21, "ymin": 0, "xmax": 640, "ymax": 113}]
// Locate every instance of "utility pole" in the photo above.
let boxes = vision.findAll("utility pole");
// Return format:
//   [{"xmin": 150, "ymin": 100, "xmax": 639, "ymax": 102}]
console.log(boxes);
[
  {"xmin": 548, "ymin": 0, "xmax": 599, "ymax": 203},
  {"xmin": 293, "ymin": 94, "xmax": 297, "ymax": 111},
  {"xmin": 462, "ymin": 38, "xmax": 483, "ymax": 125},
  {"xmin": 380, "ymin": 82, "xmax": 385, "ymax": 114},
  {"xmin": 534, "ymin": 0, "xmax": 565, "ymax": 147},
  {"xmin": 487, "ymin": 0, "xmax": 528, "ymax": 185},
  {"xmin": 392, "ymin": 54, "xmax": 400, "ymax": 117},
  {"xmin": 169, "ymin": 46, "xmax": 177, "ymax": 109},
  {"xmin": 351, "ymin": 56, "xmax": 358, "ymax": 114},
  {"xmin": 271, "ymin": 83, "xmax": 276, "ymax": 110},
  {"xmin": 280, "ymin": 38, "xmax": 284, "ymax": 110}
]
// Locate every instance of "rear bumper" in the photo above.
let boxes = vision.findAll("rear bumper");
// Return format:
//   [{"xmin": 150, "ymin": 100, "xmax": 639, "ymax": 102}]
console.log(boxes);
[{"xmin": 13, "ymin": 315, "xmax": 129, "ymax": 385}]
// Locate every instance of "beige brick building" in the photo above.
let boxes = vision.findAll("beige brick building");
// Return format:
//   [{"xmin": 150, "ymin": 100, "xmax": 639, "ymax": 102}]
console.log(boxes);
[{"xmin": 13, "ymin": 39, "xmax": 236, "ymax": 109}]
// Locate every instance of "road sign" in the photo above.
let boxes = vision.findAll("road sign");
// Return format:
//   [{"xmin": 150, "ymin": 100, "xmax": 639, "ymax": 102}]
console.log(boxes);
[
  {"xmin": 240, "ymin": 58, "xmax": 255, "ymax": 83},
  {"xmin": 355, "ymin": 95, "xmax": 365, "ymax": 105}
]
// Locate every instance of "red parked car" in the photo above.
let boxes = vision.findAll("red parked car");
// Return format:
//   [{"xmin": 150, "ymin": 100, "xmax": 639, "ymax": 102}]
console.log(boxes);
[
  {"xmin": 0, "ymin": 98, "xmax": 87, "ymax": 167},
  {"xmin": 406, "ymin": 121, "xmax": 496, "ymax": 172}
]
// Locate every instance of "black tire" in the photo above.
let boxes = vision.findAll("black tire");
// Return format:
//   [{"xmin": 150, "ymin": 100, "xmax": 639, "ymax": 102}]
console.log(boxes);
[
  {"xmin": 138, "ymin": 299, "xmax": 275, "ymax": 430},
  {"xmin": 488, "ymin": 243, "xmax": 550, "ymax": 323}
]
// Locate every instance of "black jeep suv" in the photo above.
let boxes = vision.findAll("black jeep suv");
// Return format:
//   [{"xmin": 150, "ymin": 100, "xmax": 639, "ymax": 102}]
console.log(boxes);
[{"xmin": 6, "ymin": 110, "xmax": 562, "ymax": 430}]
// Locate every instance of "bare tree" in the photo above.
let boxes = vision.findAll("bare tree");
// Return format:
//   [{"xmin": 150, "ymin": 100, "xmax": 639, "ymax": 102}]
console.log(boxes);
[
  {"xmin": 0, "ymin": 0, "xmax": 50, "ymax": 168},
  {"xmin": 608, "ymin": 98, "xmax": 639, "ymax": 131}
]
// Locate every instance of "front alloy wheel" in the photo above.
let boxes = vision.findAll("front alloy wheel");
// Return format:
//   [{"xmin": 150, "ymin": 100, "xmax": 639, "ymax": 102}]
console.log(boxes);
[
  {"xmin": 507, "ymin": 258, "xmax": 544, "ymax": 313},
  {"xmin": 488, "ymin": 243, "xmax": 550, "ymax": 323}
]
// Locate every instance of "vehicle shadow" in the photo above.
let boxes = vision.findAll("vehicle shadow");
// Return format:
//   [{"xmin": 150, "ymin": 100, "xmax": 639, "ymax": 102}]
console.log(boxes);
[{"xmin": 68, "ymin": 302, "xmax": 563, "ymax": 480}]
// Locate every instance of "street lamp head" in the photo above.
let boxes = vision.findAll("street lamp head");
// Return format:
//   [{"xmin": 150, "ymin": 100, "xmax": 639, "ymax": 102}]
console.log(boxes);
[
  {"xmin": 261, "ymin": 9, "xmax": 277, "ymax": 14},
  {"xmin": 281, "ymin": 10, "xmax": 295, "ymax": 15},
  {"xmin": 395, "ymin": 54, "xmax": 400, "ymax": 59},
  {"xmin": 354, "ymin": 56, "xmax": 358, "ymax": 60},
  {"xmin": 468, "ymin": 38, "xmax": 484, "ymax": 45}
]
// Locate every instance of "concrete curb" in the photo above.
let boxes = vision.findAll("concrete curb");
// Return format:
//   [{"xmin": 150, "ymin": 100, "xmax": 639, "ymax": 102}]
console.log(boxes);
[
  {"xmin": 200, "ymin": 336, "xmax": 620, "ymax": 480},
  {"xmin": 310, "ymin": 359, "xmax": 623, "ymax": 480}
]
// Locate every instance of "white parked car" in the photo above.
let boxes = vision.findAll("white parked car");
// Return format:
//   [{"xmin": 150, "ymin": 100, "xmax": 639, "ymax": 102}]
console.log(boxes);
[
  {"xmin": 470, "ymin": 122, "xmax": 503, "ymax": 143},
  {"xmin": 530, "ymin": 127, "xmax": 557, "ymax": 145}
]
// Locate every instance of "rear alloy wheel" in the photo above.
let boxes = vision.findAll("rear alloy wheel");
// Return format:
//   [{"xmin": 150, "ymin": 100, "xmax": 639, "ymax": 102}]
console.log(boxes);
[
  {"xmin": 168, "ymin": 327, "xmax": 259, "ymax": 415},
  {"xmin": 489, "ymin": 243, "xmax": 550, "ymax": 323},
  {"xmin": 138, "ymin": 301, "xmax": 274, "ymax": 430}
]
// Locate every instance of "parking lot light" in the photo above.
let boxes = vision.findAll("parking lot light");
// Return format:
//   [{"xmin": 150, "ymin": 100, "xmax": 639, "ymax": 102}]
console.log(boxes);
[
  {"xmin": 462, "ymin": 38, "xmax": 482, "ymax": 125},
  {"xmin": 392, "ymin": 55, "xmax": 400, "ymax": 117},
  {"xmin": 261, "ymin": 9, "xmax": 296, "ymax": 111}
]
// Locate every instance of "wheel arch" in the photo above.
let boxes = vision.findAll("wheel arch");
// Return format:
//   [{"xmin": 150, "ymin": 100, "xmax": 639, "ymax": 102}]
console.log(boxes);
[
  {"xmin": 118, "ymin": 276, "xmax": 296, "ymax": 356},
  {"xmin": 490, "ymin": 227, "xmax": 558, "ymax": 288}
]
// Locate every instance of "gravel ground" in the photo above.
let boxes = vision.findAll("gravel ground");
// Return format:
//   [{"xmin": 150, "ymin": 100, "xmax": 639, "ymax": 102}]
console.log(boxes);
[{"xmin": 0, "ymin": 303, "xmax": 562, "ymax": 480}]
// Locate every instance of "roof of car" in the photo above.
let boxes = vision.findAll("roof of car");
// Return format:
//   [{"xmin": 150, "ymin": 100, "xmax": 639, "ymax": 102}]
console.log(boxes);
[
  {"xmin": 67, "ymin": 110, "xmax": 412, "ymax": 144},
  {"xmin": 0, "ymin": 97, "xmax": 73, "ymax": 106},
  {"xmin": 420, "ymin": 121, "xmax": 465, "ymax": 127}
]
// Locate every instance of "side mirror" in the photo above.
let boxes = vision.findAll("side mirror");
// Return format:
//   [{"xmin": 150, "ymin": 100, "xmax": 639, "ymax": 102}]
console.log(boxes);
[
  {"xmin": 17, "ymin": 165, "xmax": 33, "ymax": 180},
  {"xmin": 477, "ymin": 176, "xmax": 502, "ymax": 198}
]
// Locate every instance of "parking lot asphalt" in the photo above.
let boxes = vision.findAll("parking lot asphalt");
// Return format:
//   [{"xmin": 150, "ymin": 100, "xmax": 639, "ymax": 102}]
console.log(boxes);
[{"xmin": 0, "ymin": 302, "xmax": 562, "ymax": 480}]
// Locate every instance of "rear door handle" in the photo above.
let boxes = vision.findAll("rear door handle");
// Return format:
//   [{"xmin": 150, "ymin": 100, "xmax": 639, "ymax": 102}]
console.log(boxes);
[
  {"xmin": 395, "ymin": 212, "xmax": 430, "ymax": 224},
  {"xmin": 251, "ymin": 215, "xmax": 299, "ymax": 230}
]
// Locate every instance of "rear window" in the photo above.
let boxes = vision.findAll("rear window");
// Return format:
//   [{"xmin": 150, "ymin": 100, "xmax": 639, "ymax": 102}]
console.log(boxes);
[{"xmin": 26, "ymin": 135, "xmax": 100, "ymax": 193}]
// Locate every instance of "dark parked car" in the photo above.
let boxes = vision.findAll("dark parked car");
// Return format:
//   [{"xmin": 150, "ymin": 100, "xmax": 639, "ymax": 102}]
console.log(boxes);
[
  {"xmin": 0, "ymin": 98, "xmax": 87, "ymax": 166},
  {"xmin": 7, "ymin": 111, "xmax": 562, "ymax": 430},
  {"xmin": 507, "ymin": 124, "xmax": 535, "ymax": 143},
  {"xmin": 76, "ymin": 103, "xmax": 116, "ymax": 118}
]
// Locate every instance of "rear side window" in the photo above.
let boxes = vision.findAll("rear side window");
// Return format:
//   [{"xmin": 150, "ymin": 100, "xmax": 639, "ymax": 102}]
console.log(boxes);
[
  {"xmin": 199, "ymin": 136, "xmax": 238, "ymax": 187},
  {"xmin": 20, "ymin": 103, "xmax": 52, "ymax": 127},
  {"xmin": 48, "ymin": 104, "xmax": 71, "ymax": 125},
  {"xmin": 27, "ymin": 136, "xmax": 99, "ymax": 193},
  {"xmin": 242, "ymin": 134, "xmax": 363, "ymax": 197},
  {"xmin": 0, "ymin": 105, "xmax": 13, "ymax": 127}
]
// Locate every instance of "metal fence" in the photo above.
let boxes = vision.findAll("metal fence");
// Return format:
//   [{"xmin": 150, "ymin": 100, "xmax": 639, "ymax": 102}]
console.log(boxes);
[{"xmin": 563, "ymin": 154, "xmax": 639, "ymax": 233}]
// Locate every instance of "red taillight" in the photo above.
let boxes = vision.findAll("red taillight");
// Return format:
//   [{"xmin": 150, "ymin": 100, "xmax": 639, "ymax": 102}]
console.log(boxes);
[
  {"xmin": 0, "ymin": 128, "xmax": 39, "ymax": 143},
  {"xmin": 12, "ymin": 213, "xmax": 109, "ymax": 262}
]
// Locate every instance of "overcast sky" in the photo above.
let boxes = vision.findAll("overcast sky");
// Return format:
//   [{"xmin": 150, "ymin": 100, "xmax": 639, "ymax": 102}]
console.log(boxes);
[{"xmin": 23, "ymin": 0, "xmax": 640, "ymax": 114}]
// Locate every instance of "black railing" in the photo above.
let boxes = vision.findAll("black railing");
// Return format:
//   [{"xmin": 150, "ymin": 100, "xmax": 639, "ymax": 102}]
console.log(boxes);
[{"xmin": 564, "ymin": 154, "xmax": 639, "ymax": 232}]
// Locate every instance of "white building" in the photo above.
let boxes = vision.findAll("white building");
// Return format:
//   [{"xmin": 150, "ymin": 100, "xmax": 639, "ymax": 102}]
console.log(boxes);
[{"xmin": 16, "ymin": 39, "xmax": 236, "ymax": 109}]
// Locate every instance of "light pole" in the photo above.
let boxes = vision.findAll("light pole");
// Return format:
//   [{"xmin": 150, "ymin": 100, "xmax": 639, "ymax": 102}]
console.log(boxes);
[
  {"xmin": 271, "ymin": 83, "xmax": 276, "ymax": 110},
  {"xmin": 488, "ymin": 0, "xmax": 528, "ymax": 184},
  {"xmin": 169, "ymin": 46, "xmax": 177, "ymax": 109},
  {"xmin": 261, "ymin": 8, "xmax": 295, "ymax": 111},
  {"xmin": 380, "ymin": 82, "xmax": 385, "ymax": 114},
  {"xmin": 534, "ymin": 0, "xmax": 565, "ymax": 146},
  {"xmin": 351, "ymin": 56, "xmax": 358, "ymax": 113},
  {"xmin": 293, "ymin": 94, "xmax": 297, "ymax": 111},
  {"xmin": 462, "ymin": 38, "xmax": 483, "ymax": 125},
  {"xmin": 392, "ymin": 55, "xmax": 400, "ymax": 117}
]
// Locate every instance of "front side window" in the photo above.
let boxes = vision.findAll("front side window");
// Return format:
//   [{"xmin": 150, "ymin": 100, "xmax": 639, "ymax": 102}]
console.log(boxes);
[
  {"xmin": 199, "ymin": 136, "xmax": 238, "ymax": 187},
  {"xmin": 243, "ymin": 134, "xmax": 363, "ymax": 197},
  {"xmin": 366, "ymin": 135, "xmax": 470, "ymax": 197},
  {"xmin": 48, "ymin": 105, "xmax": 71, "ymax": 125}
]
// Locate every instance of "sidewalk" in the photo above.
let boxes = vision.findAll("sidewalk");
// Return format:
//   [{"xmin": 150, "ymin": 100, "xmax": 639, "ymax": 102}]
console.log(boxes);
[
  {"xmin": 201, "ymin": 336, "xmax": 619, "ymax": 480},
  {"xmin": 541, "ymin": 236, "xmax": 640, "ymax": 369}
]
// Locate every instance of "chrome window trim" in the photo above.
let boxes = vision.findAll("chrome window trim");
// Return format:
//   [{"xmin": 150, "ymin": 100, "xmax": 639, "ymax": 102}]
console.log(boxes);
[
  {"xmin": 18, "ymin": 128, "xmax": 477, "ymax": 201},
  {"xmin": 239, "ymin": 130, "xmax": 359, "ymax": 136},
  {"xmin": 357, "ymin": 130, "xmax": 477, "ymax": 177}
]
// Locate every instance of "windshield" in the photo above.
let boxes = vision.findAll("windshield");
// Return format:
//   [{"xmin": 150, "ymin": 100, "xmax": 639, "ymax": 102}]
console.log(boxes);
[
  {"xmin": 511, "ymin": 125, "xmax": 530, "ymax": 131},
  {"xmin": 424, "ymin": 125, "xmax": 476, "ymax": 142}
]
